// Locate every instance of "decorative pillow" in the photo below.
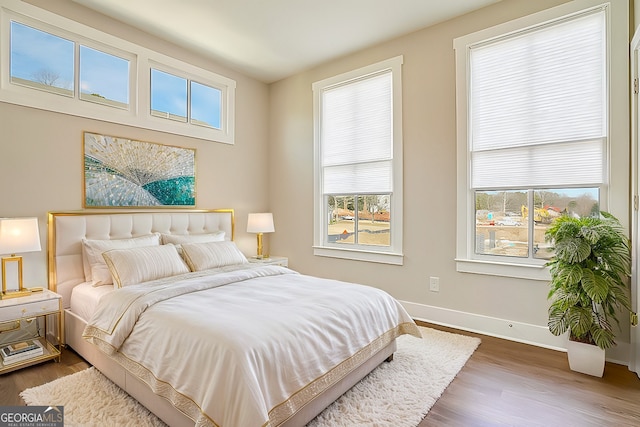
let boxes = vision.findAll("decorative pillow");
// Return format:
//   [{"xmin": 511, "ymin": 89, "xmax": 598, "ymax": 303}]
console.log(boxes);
[
  {"xmin": 160, "ymin": 231, "xmax": 225, "ymax": 245},
  {"xmin": 82, "ymin": 234, "xmax": 161, "ymax": 286},
  {"xmin": 181, "ymin": 241, "xmax": 248, "ymax": 271},
  {"xmin": 102, "ymin": 244, "xmax": 190, "ymax": 288}
]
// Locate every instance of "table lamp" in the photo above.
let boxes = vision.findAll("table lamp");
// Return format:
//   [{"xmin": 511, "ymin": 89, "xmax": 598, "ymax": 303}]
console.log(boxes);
[
  {"xmin": 247, "ymin": 213, "xmax": 274, "ymax": 259},
  {"xmin": 0, "ymin": 217, "xmax": 41, "ymax": 298}
]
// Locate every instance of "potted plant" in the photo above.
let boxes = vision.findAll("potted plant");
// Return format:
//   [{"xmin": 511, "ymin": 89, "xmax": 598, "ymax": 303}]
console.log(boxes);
[{"xmin": 545, "ymin": 211, "xmax": 631, "ymax": 377}]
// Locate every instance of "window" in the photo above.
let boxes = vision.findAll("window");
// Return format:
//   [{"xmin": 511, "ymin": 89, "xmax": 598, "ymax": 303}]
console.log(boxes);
[
  {"xmin": 475, "ymin": 188, "xmax": 600, "ymax": 259},
  {"xmin": 9, "ymin": 20, "xmax": 129, "ymax": 109},
  {"xmin": 10, "ymin": 21, "xmax": 74, "ymax": 97},
  {"xmin": 313, "ymin": 56, "xmax": 403, "ymax": 265},
  {"xmin": 190, "ymin": 81, "xmax": 222, "ymax": 129},
  {"xmin": 79, "ymin": 46, "xmax": 129, "ymax": 109},
  {"xmin": 151, "ymin": 69, "xmax": 187, "ymax": 122},
  {"xmin": 454, "ymin": 3, "xmax": 609, "ymax": 279},
  {"xmin": 1, "ymin": 0, "xmax": 235, "ymax": 144},
  {"xmin": 150, "ymin": 68, "xmax": 223, "ymax": 129}
]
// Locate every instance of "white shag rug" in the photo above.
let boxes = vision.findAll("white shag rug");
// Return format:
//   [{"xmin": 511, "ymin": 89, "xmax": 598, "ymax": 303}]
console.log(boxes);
[{"xmin": 21, "ymin": 327, "xmax": 480, "ymax": 427}]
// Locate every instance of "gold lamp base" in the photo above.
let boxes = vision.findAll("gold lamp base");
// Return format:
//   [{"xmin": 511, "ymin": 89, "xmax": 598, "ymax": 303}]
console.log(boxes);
[
  {"xmin": 0, "ymin": 289, "xmax": 33, "ymax": 299},
  {"xmin": 1, "ymin": 255, "xmax": 34, "ymax": 299},
  {"xmin": 255, "ymin": 232, "xmax": 264, "ymax": 259}
]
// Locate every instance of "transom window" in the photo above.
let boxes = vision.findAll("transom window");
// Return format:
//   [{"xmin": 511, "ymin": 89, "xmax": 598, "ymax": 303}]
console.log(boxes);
[
  {"xmin": 150, "ymin": 68, "xmax": 222, "ymax": 129},
  {"xmin": 10, "ymin": 20, "xmax": 131, "ymax": 110},
  {"xmin": 10, "ymin": 21, "xmax": 75, "ymax": 97},
  {"xmin": 1, "ymin": 0, "xmax": 235, "ymax": 144},
  {"xmin": 151, "ymin": 69, "xmax": 187, "ymax": 122},
  {"xmin": 80, "ymin": 45, "xmax": 129, "ymax": 109}
]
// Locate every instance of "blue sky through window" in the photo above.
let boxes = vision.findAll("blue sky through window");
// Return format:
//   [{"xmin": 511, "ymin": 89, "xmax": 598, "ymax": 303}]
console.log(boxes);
[
  {"xmin": 80, "ymin": 46, "xmax": 129, "ymax": 104},
  {"xmin": 10, "ymin": 21, "xmax": 74, "ymax": 91},
  {"xmin": 191, "ymin": 81, "xmax": 221, "ymax": 129},
  {"xmin": 11, "ymin": 20, "xmax": 222, "ymax": 127},
  {"xmin": 151, "ymin": 69, "xmax": 187, "ymax": 120},
  {"xmin": 151, "ymin": 69, "xmax": 222, "ymax": 128}
]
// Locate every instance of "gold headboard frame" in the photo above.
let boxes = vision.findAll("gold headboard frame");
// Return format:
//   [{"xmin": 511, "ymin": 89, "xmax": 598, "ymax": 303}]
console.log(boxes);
[{"xmin": 47, "ymin": 209, "xmax": 235, "ymax": 308}]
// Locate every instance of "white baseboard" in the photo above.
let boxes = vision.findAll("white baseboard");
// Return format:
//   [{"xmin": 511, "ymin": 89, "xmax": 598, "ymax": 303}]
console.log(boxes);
[{"xmin": 401, "ymin": 300, "xmax": 630, "ymax": 366}]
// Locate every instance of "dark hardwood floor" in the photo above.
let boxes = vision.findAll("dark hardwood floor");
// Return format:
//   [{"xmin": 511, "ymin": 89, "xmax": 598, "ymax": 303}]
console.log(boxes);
[{"xmin": 2, "ymin": 321, "xmax": 640, "ymax": 426}]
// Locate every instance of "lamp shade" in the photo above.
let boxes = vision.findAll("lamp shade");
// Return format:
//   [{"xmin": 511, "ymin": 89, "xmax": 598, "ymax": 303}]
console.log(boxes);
[
  {"xmin": 0, "ymin": 218, "xmax": 41, "ymax": 255},
  {"xmin": 247, "ymin": 213, "xmax": 275, "ymax": 233}
]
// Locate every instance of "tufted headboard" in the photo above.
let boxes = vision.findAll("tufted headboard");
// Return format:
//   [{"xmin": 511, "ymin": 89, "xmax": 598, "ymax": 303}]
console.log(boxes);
[{"xmin": 47, "ymin": 209, "xmax": 234, "ymax": 308}]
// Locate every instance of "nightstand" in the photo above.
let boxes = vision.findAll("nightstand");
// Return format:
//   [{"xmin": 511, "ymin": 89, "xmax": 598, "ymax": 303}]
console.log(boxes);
[
  {"xmin": 0, "ymin": 289, "xmax": 62, "ymax": 374},
  {"xmin": 248, "ymin": 256, "xmax": 288, "ymax": 267}
]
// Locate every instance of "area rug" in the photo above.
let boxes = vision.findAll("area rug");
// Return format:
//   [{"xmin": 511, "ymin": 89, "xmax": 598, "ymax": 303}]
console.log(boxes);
[{"xmin": 21, "ymin": 326, "xmax": 480, "ymax": 427}]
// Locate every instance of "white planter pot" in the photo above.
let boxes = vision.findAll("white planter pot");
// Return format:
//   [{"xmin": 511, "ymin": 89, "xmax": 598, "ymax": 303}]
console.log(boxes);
[{"xmin": 566, "ymin": 339, "xmax": 605, "ymax": 377}]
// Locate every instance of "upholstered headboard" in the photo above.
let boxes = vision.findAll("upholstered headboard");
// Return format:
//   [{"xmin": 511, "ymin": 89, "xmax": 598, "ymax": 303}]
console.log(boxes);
[{"xmin": 47, "ymin": 209, "xmax": 234, "ymax": 308}]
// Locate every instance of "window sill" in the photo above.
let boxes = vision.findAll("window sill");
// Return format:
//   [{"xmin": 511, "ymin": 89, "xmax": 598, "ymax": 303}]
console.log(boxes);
[
  {"xmin": 455, "ymin": 258, "xmax": 550, "ymax": 281},
  {"xmin": 313, "ymin": 246, "xmax": 403, "ymax": 265}
]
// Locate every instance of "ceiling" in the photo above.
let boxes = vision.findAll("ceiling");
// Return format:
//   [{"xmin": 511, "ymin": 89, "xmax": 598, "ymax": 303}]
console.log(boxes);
[{"xmin": 72, "ymin": 0, "xmax": 501, "ymax": 83}]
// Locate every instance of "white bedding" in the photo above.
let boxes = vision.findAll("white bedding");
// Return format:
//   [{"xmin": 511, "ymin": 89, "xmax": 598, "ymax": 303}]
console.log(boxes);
[
  {"xmin": 69, "ymin": 282, "xmax": 113, "ymax": 321},
  {"xmin": 83, "ymin": 264, "xmax": 420, "ymax": 427}
]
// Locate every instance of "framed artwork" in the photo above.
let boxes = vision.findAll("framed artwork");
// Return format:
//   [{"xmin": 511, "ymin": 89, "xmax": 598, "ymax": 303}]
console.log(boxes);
[{"xmin": 83, "ymin": 132, "xmax": 196, "ymax": 208}]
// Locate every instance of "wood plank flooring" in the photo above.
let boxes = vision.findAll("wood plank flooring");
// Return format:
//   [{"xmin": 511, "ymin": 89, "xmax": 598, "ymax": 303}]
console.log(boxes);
[
  {"xmin": 2, "ymin": 321, "xmax": 639, "ymax": 426},
  {"xmin": 1, "ymin": 347, "xmax": 89, "ymax": 406},
  {"xmin": 416, "ymin": 321, "xmax": 640, "ymax": 427}
]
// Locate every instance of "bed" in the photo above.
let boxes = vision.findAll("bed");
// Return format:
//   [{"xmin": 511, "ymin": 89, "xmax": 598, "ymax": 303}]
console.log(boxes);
[{"xmin": 47, "ymin": 209, "xmax": 420, "ymax": 427}]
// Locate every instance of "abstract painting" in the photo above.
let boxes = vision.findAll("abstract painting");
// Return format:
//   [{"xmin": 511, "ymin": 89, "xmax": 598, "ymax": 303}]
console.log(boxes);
[{"xmin": 83, "ymin": 132, "xmax": 196, "ymax": 207}]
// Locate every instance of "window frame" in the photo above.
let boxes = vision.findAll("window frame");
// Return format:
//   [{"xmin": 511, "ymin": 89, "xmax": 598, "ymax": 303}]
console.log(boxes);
[
  {"xmin": 9, "ymin": 20, "xmax": 76, "ymax": 98},
  {"xmin": 149, "ymin": 62, "xmax": 226, "ymax": 130},
  {"xmin": 0, "ymin": 0, "xmax": 235, "ymax": 144},
  {"xmin": 312, "ymin": 56, "xmax": 404, "ymax": 265},
  {"xmin": 454, "ymin": 1, "xmax": 611, "ymax": 280}
]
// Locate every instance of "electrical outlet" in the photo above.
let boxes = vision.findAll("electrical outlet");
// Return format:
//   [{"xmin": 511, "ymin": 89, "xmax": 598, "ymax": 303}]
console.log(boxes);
[{"xmin": 429, "ymin": 276, "xmax": 440, "ymax": 292}]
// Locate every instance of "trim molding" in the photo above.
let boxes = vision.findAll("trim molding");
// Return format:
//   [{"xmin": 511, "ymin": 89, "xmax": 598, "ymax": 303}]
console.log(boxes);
[{"xmin": 401, "ymin": 300, "xmax": 630, "ymax": 366}]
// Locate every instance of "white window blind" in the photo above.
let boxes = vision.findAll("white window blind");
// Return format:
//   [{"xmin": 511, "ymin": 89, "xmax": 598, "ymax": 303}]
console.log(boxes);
[
  {"xmin": 321, "ymin": 71, "xmax": 393, "ymax": 194},
  {"xmin": 470, "ymin": 9, "xmax": 606, "ymax": 189}
]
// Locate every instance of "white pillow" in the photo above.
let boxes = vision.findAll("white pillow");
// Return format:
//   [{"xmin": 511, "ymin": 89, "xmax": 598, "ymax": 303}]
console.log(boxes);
[
  {"xmin": 160, "ymin": 231, "xmax": 225, "ymax": 245},
  {"xmin": 102, "ymin": 244, "xmax": 190, "ymax": 288},
  {"xmin": 181, "ymin": 241, "xmax": 248, "ymax": 271},
  {"xmin": 82, "ymin": 234, "xmax": 161, "ymax": 286}
]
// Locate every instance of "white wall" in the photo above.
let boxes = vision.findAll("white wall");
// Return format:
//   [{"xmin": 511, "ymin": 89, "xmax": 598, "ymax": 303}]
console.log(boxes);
[
  {"xmin": 1, "ymin": 0, "xmax": 271, "ymax": 286},
  {"xmin": 269, "ymin": 0, "xmax": 632, "ymax": 362}
]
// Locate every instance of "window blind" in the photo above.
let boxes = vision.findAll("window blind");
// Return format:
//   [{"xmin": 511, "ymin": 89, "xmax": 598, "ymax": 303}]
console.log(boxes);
[
  {"xmin": 321, "ymin": 71, "xmax": 392, "ymax": 194},
  {"xmin": 469, "ymin": 9, "xmax": 606, "ymax": 189}
]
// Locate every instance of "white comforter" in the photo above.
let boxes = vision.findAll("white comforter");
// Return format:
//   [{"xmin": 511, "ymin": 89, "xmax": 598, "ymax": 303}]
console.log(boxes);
[{"xmin": 83, "ymin": 265, "xmax": 420, "ymax": 427}]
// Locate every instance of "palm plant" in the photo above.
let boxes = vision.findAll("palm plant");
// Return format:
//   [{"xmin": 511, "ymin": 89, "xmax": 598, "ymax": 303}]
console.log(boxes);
[{"xmin": 545, "ymin": 212, "xmax": 631, "ymax": 350}]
